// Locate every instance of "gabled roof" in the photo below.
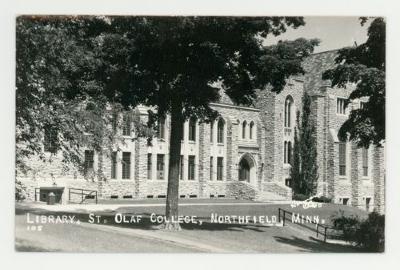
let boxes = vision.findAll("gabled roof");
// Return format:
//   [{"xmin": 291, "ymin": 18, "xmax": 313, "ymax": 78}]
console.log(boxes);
[{"xmin": 302, "ymin": 49, "xmax": 339, "ymax": 95}]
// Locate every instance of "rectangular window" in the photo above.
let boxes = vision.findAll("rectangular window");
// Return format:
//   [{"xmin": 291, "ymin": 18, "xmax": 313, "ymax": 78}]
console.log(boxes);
[
  {"xmin": 188, "ymin": 155, "xmax": 195, "ymax": 180},
  {"xmin": 210, "ymin": 157, "xmax": 214, "ymax": 181},
  {"xmin": 366, "ymin": 197, "xmax": 371, "ymax": 211},
  {"xmin": 122, "ymin": 113, "xmax": 131, "ymax": 136},
  {"xmin": 147, "ymin": 153, "xmax": 152, "ymax": 179},
  {"xmin": 337, "ymin": 98, "xmax": 347, "ymax": 115},
  {"xmin": 179, "ymin": 155, "xmax": 184, "ymax": 180},
  {"xmin": 210, "ymin": 122, "xmax": 214, "ymax": 143},
  {"xmin": 339, "ymin": 142, "xmax": 346, "ymax": 176},
  {"xmin": 122, "ymin": 152, "xmax": 131, "ymax": 179},
  {"xmin": 342, "ymin": 198, "xmax": 349, "ymax": 205},
  {"xmin": 217, "ymin": 157, "xmax": 223, "ymax": 181},
  {"xmin": 157, "ymin": 118, "xmax": 165, "ymax": 139},
  {"xmin": 362, "ymin": 148, "xmax": 369, "ymax": 177},
  {"xmin": 111, "ymin": 152, "xmax": 117, "ymax": 179},
  {"xmin": 84, "ymin": 150, "xmax": 94, "ymax": 176},
  {"xmin": 189, "ymin": 121, "xmax": 196, "ymax": 141},
  {"xmin": 112, "ymin": 112, "xmax": 118, "ymax": 132},
  {"xmin": 44, "ymin": 128, "xmax": 57, "ymax": 153},
  {"xmin": 157, "ymin": 154, "xmax": 165, "ymax": 180}
]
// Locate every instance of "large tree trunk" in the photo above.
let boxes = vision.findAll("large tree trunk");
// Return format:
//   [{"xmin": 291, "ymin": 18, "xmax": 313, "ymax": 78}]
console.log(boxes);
[{"xmin": 164, "ymin": 102, "xmax": 183, "ymax": 230}]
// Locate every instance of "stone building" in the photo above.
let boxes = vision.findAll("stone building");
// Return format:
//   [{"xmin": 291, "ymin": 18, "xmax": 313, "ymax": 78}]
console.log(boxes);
[{"xmin": 18, "ymin": 50, "xmax": 385, "ymax": 213}]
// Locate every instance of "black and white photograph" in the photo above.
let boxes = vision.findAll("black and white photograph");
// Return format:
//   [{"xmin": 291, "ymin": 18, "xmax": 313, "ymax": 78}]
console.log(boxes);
[{"xmin": 13, "ymin": 14, "xmax": 387, "ymax": 254}]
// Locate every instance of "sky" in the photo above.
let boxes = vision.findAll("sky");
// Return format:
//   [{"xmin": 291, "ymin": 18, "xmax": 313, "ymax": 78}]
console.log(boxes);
[{"xmin": 264, "ymin": 16, "xmax": 371, "ymax": 53}]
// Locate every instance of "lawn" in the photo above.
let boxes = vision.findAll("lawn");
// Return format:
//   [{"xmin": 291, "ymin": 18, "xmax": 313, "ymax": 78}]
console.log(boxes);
[{"xmin": 15, "ymin": 201, "xmax": 368, "ymax": 252}]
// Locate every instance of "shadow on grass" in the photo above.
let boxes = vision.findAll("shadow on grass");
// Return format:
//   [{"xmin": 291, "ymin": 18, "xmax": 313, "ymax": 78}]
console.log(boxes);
[
  {"xmin": 273, "ymin": 236, "xmax": 361, "ymax": 253},
  {"xmin": 16, "ymin": 205, "xmax": 270, "ymax": 232}
]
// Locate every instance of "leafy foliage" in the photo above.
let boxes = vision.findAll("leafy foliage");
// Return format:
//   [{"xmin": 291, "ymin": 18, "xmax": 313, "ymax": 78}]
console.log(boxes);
[
  {"xmin": 16, "ymin": 16, "xmax": 151, "ymax": 177},
  {"xmin": 322, "ymin": 17, "xmax": 385, "ymax": 147},
  {"xmin": 332, "ymin": 211, "xmax": 385, "ymax": 252},
  {"xmin": 291, "ymin": 92, "xmax": 319, "ymax": 196}
]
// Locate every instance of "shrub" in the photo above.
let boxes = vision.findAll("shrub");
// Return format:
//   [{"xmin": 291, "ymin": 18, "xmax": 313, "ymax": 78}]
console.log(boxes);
[
  {"xmin": 312, "ymin": 196, "xmax": 332, "ymax": 203},
  {"xmin": 15, "ymin": 180, "xmax": 27, "ymax": 201},
  {"xmin": 292, "ymin": 193, "xmax": 309, "ymax": 201},
  {"xmin": 332, "ymin": 211, "xmax": 385, "ymax": 252}
]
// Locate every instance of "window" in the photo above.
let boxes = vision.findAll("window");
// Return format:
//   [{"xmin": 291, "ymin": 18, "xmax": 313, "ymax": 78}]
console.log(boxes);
[
  {"xmin": 242, "ymin": 121, "xmax": 247, "ymax": 139},
  {"xmin": 179, "ymin": 155, "xmax": 184, "ymax": 180},
  {"xmin": 122, "ymin": 152, "xmax": 131, "ymax": 179},
  {"xmin": 111, "ymin": 152, "xmax": 117, "ymax": 179},
  {"xmin": 362, "ymin": 148, "xmax": 369, "ymax": 177},
  {"xmin": 217, "ymin": 157, "xmax": 223, "ymax": 181},
  {"xmin": 337, "ymin": 98, "xmax": 347, "ymax": 115},
  {"xmin": 188, "ymin": 155, "xmax": 195, "ymax": 180},
  {"xmin": 147, "ymin": 153, "xmax": 152, "ymax": 179},
  {"xmin": 157, "ymin": 117, "xmax": 165, "ymax": 139},
  {"xmin": 284, "ymin": 141, "xmax": 292, "ymax": 164},
  {"xmin": 284, "ymin": 96, "xmax": 293, "ymax": 127},
  {"xmin": 342, "ymin": 198, "xmax": 349, "ymax": 205},
  {"xmin": 122, "ymin": 113, "xmax": 131, "ymax": 136},
  {"xmin": 339, "ymin": 142, "xmax": 347, "ymax": 176},
  {"xmin": 210, "ymin": 121, "xmax": 214, "ymax": 143},
  {"xmin": 249, "ymin": 121, "xmax": 254, "ymax": 140},
  {"xmin": 366, "ymin": 197, "xmax": 371, "ymax": 211},
  {"xmin": 210, "ymin": 156, "xmax": 214, "ymax": 181},
  {"xmin": 84, "ymin": 150, "xmax": 94, "ymax": 177},
  {"xmin": 44, "ymin": 128, "xmax": 58, "ymax": 153},
  {"xmin": 112, "ymin": 112, "xmax": 118, "ymax": 132},
  {"xmin": 217, "ymin": 119, "xmax": 224, "ymax": 143},
  {"xmin": 157, "ymin": 154, "xmax": 165, "ymax": 180},
  {"xmin": 189, "ymin": 117, "xmax": 196, "ymax": 141}
]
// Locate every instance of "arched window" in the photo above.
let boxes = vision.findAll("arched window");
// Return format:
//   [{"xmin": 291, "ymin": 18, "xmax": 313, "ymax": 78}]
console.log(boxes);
[
  {"xmin": 217, "ymin": 118, "xmax": 224, "ymax": 143},
  {"xmin": 284, "ymin": 96, "xmax": 294, "ymax": 128},
  {"xmin": 249, "ymin": 121, "xmax": 255, "ymax": 140},
  {"xmin": 242, "ymin": 121, "xmax": 247, "ymax": 139},
  {"xmin": 189, "ymin": 117, "xmax": 196, "ymax": 141}
]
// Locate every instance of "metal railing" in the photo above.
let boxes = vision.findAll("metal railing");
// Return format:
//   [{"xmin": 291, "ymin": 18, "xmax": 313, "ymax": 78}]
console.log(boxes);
[
  {"xmin": 278, "ymin": 208, "xmax": 331, "ymax": 242},
  {"xmin": 68, "ymin": 188, "xmax": 98, "ymax": 204}
]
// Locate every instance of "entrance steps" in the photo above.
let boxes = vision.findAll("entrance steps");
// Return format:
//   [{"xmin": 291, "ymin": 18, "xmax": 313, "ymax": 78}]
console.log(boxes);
[{"xmin": 255, "ymin": 190, "xmax": 289, "ymax": 202}]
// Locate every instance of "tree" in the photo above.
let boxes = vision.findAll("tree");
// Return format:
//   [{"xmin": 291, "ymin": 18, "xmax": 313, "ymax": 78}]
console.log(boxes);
[
  {"xmin": 17, "ymin": 16, "xmax": 319, "ymax": 229},
  {"xmin": 322, "ymin": 17, "xmax": 385, "ymax": 147},
  {"xmin": 16, "ymin": 16, "xmax": 150, "ymax": 177},
  {"xmin": 291, "ymin": 92, "xmax": 319, "ymax": 197},
  {"xmin": 104, "ymin": 17, "xmax": 319, "ymax": 229}
]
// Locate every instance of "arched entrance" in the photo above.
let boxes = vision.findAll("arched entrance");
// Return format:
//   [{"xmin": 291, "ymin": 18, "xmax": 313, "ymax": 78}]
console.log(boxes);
[{"xmin": 238, "ymin": 153, "xmax": 256, "ymax": 184}]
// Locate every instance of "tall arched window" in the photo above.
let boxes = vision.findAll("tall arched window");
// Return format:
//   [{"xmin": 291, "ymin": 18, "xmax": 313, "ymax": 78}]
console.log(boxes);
[
  {"xmin": 189, "ymin": 117, "xmax": 196, "ymax": 141},
  {"xmin": 284, "ymin": 96, "xmax": 294, "ymax": 127},
  {"xmin": 249, "ymin": 121, "xmax": 255, "ymax": 140},
  {"xmin": 217, "ymin": 118, "xmax": 224, "ymax": 143},
  {"xmin": 242, "ymin": 121, "xmax": 247, "ymax": 139}
]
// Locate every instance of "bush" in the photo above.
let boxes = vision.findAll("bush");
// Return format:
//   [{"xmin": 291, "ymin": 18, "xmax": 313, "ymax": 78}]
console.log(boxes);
[
  {"xmin": 292, "ymin": 193, "xmax": 309, "ymax": 201},
  {"xmin": 311, "ymin": 196, "xmax": 332, "ymax": 203},
  {"xmin": 332, "ymin": 211, "xmax": 385, "ymax": 252},
  {"xmin": 15, "ymin": 180, "xmax": 27, "ymax": 201}
]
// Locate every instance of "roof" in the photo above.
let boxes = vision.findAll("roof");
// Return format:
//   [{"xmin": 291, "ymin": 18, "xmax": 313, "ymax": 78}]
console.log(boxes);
[
  {"xmin": 302, "ymin": 49, "xmax": 339, "ymax": 95},
  {"xmin": 215, "ymin": 49, "xmax": 340, "ymax": 106}
]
